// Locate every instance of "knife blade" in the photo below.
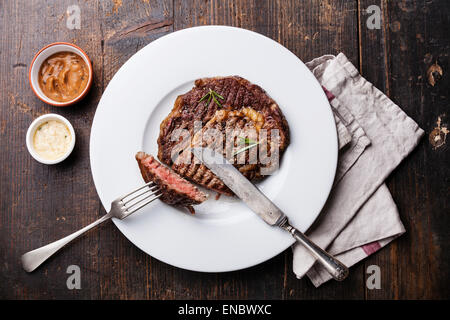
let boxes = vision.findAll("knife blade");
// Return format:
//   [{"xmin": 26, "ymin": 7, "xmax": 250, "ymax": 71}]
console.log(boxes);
[
  {"xmin": 191, "ymin": 147, "xmax": 286, "ymax": 226},
  {"xmin": 191, "ymin": 147, "xmax": 349, "ymax": 281}
]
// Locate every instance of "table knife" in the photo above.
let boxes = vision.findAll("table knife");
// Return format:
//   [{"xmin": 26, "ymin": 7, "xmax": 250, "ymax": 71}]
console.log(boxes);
[{"xmin": 191, "ymin": 147, "xmax": 348, "ymax": 281}]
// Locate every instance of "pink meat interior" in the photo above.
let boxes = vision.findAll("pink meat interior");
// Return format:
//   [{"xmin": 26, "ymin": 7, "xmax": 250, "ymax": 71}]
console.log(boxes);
[{"xmin": 143, "ymin": 155, "xmax": 205, "ymax": 200}]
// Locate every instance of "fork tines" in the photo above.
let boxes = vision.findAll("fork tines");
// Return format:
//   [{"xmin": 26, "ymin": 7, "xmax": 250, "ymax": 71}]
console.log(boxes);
[{"xmin": 120, "ymin": 181, "xmax": 162, "ymax": 216}]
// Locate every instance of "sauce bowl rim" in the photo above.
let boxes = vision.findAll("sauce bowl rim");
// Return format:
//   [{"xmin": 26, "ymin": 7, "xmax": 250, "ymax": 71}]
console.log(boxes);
[
  {"xmin": 26, "ymin": 113, "xmax": 76, "ymax": 165},
  {"xmin": 28, "ymin": 42, "xmax": 93, "ymax": 107}
]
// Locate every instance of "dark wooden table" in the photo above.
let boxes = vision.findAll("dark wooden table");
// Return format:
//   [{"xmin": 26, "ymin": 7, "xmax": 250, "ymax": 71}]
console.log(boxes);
[{"xmin": 1, "ymin": 0, "xmax": 448, "ymax": 300}]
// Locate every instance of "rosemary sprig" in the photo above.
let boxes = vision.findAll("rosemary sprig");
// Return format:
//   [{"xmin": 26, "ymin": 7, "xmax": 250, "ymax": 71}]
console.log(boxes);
[
  {"xmin": 233, "ymin": 136, "xmax": 260, "ymax": 156},
  {"xmin": 238, "ymin": 136, "xmax": 258, "ymax": 145},
  {"xmin": 198, "ymin": 88, "xmax": 224, "ymax": 108}
]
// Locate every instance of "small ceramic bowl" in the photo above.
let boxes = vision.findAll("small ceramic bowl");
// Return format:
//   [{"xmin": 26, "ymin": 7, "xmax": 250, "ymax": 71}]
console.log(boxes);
[
  {"xmin": 26, "ymin": 114, "xmax": 76, "ymax": 165},
  {"xmin": 29, "ymin": 42, "xmax": 93, "ymax": 107}
]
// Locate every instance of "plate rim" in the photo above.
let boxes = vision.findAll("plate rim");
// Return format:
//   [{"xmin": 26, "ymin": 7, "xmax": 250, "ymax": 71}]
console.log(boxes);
[{"xmin": 89, "ymin": 25, "xmax": 338, "ymax": 273}]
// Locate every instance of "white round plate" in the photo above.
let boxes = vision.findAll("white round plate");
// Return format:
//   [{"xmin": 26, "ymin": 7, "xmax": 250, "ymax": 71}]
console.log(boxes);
[{"xmin": 90, "ymin": 26, "xmax": 337, "ymax": 272}]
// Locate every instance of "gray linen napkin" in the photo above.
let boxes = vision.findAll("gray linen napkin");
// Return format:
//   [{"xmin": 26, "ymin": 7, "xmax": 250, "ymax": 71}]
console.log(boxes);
[{"xmin": 292, "ymin": 53, "xmax": 424, "ymax": 287}]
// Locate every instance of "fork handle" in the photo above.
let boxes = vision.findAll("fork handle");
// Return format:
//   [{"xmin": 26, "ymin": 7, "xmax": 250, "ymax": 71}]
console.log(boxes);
[
  {"xmin": 281, "ymin": 221, "xmax": 349, "ymax": 281},
  {"xmin": 21, "ymin": 212, "xmax": 113, "ymax": 272}
]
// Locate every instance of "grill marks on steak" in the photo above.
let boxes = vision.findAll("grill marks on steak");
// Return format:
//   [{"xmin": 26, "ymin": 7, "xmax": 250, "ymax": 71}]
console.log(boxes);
[
  {"xmin": 157, "ymin": 76, "xmax": 290, "ymax": 195},
  {"xmin": 135, "ymin": 152, "xmax": 207, "ymax": 213},
  {"xmin": 172, "ymin": 108, "xmax": 268, "ymax": 195}
]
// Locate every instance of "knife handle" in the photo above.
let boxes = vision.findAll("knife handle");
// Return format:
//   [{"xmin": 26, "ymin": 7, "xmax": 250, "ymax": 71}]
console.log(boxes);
[{"xmin": 281, "ymin": 220, "xmax": 349, "ymax": 281}]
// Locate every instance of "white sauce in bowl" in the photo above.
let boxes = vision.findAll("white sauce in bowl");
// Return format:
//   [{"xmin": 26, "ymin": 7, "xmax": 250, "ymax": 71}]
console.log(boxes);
[{"xmin": 33, "ymin": 120, "xmax": 72, "ymax": 160}]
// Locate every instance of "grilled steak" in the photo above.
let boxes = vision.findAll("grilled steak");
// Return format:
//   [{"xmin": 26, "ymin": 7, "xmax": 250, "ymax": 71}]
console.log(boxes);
[
  {"xmin": 136, "ymin": 152, "xmax": 207, "ymax": 213},
  {"xmin": 157, "ymin": 76, "xmax": 290, "ymax": 195}
]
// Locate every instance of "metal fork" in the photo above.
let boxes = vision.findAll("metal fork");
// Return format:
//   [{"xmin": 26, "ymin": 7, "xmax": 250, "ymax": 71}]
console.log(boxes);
[{"xmin": 21, "ymin": 182, "xmax": 161, "ymax": 272}]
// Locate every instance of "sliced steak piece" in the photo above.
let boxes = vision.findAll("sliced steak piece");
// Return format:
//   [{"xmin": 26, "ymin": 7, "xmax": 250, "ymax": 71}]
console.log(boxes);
[
  {"xmin": 135, "ymin": 152, "xmax": 207, "ymax": 213},
  {"xmin": 157, "ymin": 76, "xmax": 290, "ymax": 195}
]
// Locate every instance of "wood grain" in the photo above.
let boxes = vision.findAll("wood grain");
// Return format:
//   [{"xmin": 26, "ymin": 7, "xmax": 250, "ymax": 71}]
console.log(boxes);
[
  {"xmin": 0, "ymin": 0, "xmax": 448, "ymax": 299},
  {"xmin": 379, "ymin": 0, "xmax": 449, "ymax": 299}
]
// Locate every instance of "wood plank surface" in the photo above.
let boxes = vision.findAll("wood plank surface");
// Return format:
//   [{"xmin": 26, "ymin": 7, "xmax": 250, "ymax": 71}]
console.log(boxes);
[
  {"xmin": 0, "ymin": 0, "xmax": 448, "ymax": 299},
  {"xmin": 357, "ymin": 0, "xmax": 450, "ymax": 300}
]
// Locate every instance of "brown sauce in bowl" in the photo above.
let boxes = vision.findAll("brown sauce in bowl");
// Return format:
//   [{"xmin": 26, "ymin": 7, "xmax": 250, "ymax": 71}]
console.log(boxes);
[{"xmin": 38, "ymin": 52, "xmax": 89, "ymax": 102}]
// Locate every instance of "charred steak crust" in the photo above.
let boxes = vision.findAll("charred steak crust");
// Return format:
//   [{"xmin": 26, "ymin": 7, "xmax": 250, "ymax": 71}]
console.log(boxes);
[
  {"xmin": 135, "ymin": 152, "xmax": 207, "ymax": 212},
  {"xmin": 157, "ymin": 76, "xmax": 290, "ymax": 195}
]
